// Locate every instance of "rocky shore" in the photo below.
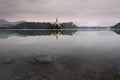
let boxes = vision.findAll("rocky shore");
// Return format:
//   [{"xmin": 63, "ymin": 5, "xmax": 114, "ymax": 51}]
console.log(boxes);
[{"xmin": 0, "ymin": 53, "xmax": 120, "ymax": 80}]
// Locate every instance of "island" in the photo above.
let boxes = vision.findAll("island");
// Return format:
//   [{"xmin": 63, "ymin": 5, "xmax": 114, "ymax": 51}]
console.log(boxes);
[{"xmin": 0, "ymin": 19, "xmax": 78, "ymax": 29}]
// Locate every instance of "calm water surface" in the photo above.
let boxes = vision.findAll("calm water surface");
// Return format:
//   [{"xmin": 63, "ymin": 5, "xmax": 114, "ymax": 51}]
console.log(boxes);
[
  {"xmin": 0, "ymin": 29, "xmax": 120, "ymax": 80},
  {"xmin": 0, "ymin": 29, "xmax": 119, "ymax": 55}
]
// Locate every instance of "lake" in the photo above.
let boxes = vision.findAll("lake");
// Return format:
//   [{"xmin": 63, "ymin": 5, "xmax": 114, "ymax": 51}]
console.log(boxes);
[{"xmin": 0, "ymin": 29, "xmax": 120, "ymax": 80}]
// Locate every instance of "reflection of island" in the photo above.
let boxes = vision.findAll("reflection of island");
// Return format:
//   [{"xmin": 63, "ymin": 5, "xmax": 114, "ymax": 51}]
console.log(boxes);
[
  {"xmin": 111, "ymin": 22, "xmax": 120, "ymax": 34},
  {"xmin": 0, "ymin": 30, "xmax": 78, "ymax": 39}
]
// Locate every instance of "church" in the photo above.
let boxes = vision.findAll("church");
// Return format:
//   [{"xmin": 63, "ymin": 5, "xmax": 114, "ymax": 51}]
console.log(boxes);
[{"xmin": 50, "ymin": 18, "xmax": 65, "ymax": 29}]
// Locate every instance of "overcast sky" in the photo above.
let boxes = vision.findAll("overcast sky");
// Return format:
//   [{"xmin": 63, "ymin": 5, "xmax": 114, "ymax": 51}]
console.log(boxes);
[{"xmin": 0, "ymin": 0, "xmax": 120, "ymax": 26}]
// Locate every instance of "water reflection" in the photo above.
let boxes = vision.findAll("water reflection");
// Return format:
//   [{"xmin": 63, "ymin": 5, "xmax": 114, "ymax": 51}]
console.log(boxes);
[
  {"xmin": 112, "ymin": 29, "xmax": 120, "ymax": 34},
  {"xmin": 0, "ymin": 29, "xmax": 78, "ymax": 39},
  {"xmin": 0, "ymin": 29, "xmax": 120, "ymax": 80},
  {"xmin": 0, "ymin": 29, "xmax": 120, "ymax": 39}
]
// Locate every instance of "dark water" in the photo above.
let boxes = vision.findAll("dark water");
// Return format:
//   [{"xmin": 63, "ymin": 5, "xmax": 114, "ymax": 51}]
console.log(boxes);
[{"xmin": 0, "ymin": 29, "xmax": 120, "ymax": 80}]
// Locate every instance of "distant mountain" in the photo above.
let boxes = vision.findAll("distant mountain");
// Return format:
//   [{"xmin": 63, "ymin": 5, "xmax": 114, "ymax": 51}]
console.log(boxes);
[
  {"xmin": 0, "ymin": 19, "xmax": 26, "ymax": 25},
  {"xmin": 0, "ymin": 19, "xmax": 12, "ymax": 24},
  {"xmin": 12, "ymin": 21, "xmax": 26, "ymax": 25},
  {"xmin": 112, "ymin": 22, "xmax": 120, "ymax": 28}
]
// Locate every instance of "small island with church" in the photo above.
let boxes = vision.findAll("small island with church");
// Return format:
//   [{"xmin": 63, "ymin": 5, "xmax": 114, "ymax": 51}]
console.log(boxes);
[{"xmin": 48, "ymin": 18, "xmax": 65, "ymax": 29}]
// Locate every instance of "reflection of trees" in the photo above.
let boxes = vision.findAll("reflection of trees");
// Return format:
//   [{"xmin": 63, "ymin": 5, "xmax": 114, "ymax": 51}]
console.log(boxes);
[
  {"xmin": 112, "ymin": 29, "xmax": 120, "ymax": 35},
  {"xmin": 0, "ymin": 30, "xmax": 78, "ymax": 39}
]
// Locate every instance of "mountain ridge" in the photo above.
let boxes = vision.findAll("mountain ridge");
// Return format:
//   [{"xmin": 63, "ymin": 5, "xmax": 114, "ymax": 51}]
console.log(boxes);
[
  {"xmin": 0, "ymin": 19, "xmax": 26, "ymax": 25},
  {"xmin": 112, "ymin": 22, "xmax": 120, "ymax": 28}
]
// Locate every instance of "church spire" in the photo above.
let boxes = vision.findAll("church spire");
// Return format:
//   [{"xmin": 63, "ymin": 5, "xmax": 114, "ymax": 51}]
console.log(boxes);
[{"xmin": 56, "ymin": 18, "xmax": 58, "ymax": 22}]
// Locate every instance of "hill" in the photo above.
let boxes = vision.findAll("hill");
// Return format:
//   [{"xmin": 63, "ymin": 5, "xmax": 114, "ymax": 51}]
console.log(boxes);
[
  {"xmin": 112, "ymin": 22, "xmax": 120, "ymax": 29},
  {"xmin": 0, "ymin": 19, "xmax": 26, "ymax": 25},
  {"xmin": 0, "ymin": 19, "xmax": 12, "ymax": 25},
  {"xmin": 62, "ymin": 22, "xmax": 78, "ymax": 29}
]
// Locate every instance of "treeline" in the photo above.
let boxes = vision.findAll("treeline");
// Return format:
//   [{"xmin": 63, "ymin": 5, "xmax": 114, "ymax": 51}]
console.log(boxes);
[{"xmin": 0, "ymin": 22, "xmax": 51, "ymax": 29}]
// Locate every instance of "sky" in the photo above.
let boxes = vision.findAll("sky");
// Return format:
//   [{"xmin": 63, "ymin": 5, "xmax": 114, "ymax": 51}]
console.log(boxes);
[{"xmin": 0, "ymin": 0, "xmax": 120, "ymax": 26}]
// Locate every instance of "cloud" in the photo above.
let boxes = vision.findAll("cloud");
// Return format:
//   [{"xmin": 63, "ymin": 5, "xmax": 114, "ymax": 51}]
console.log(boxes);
[{"xmin": 0, "ymin": 0, "xmax": 120, "ymax": 23}]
